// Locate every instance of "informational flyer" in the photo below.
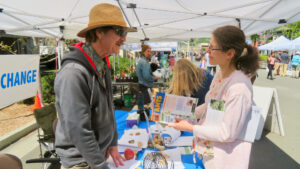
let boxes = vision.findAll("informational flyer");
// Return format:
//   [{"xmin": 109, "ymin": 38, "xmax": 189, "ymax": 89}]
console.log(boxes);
[
  {"xmin": 205, "ymin": 99, "xmax": 262, "ymax": 143},
  {"xmin": 150, "ymin": 92, "xmax": 197, "ymax": 124}
]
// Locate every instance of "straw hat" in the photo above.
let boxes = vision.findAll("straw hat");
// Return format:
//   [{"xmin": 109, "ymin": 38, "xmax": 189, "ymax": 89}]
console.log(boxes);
[{"xmin": 77, "ymin": 3, "xmax": 136, "ymax": 38}]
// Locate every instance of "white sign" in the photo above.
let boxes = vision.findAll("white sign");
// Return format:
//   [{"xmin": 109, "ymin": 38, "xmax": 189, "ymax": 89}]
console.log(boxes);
[
  {"xmin": 253, "ymin": 86, "xmax": 285, "ymax": 139},
  {"xmin": 0, "ymin": 55, "xmax": 40, "ymax": 109}
]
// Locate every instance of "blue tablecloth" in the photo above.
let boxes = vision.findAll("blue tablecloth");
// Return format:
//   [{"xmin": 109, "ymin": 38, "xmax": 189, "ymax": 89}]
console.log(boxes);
[{"xmin": 115, "ymin": 110, "xmax": 204, "ymax": 169}]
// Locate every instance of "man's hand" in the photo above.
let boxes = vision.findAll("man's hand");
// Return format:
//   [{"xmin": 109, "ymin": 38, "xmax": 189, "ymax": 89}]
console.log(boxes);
[
  {"xmin": 168, "ymin": 118, "xmax": 194, "ymax": 133},
  {"xmin": 106, "ymin": 146, "xmax": 125, "ymax": 167}
]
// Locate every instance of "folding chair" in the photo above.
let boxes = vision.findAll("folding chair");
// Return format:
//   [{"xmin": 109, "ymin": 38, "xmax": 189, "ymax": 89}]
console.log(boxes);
[{"xmin": 26, "ymin": 103, "xmax": 60, "ymax": 169}]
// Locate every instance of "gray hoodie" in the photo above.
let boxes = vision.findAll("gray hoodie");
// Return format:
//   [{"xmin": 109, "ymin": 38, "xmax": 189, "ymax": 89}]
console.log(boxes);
[{"xmin": 54, "ymin": 44, "xmax": 117, "ymax": 169}]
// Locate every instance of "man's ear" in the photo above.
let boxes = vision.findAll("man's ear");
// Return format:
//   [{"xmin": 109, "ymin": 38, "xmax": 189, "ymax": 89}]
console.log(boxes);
[
  {"xmin": 226, "ymin": 49, "xmax": 235, "ymax": 60},
  {"xmin": 96, "ymin": 31, "xmax": 104, "ymax": 40}
]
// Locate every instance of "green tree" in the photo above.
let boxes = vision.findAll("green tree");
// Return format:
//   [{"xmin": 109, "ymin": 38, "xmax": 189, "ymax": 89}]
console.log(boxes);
[
  {"xmin": 280, "ymin": 21, "xmax": 300, "ymax": 40},
  {"xmin": 0, "ymin": 41, "xmax": 17, "ymax": 54},
  {"xmin": 251, "ymin": 34, "xmax": 260, "ymax": 45}
]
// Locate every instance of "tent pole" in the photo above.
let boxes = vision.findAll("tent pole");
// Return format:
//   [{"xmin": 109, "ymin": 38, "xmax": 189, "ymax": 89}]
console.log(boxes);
[
  {"xmin": 244, "ymin": 0, "xmax": 281, "ymax": 31},
  {"xmin": 5, "ymin": 20, "xmax": 64, "ymax": 33},
  {"xmin": 116, "ymin": 0, "xmax": 132, "ymax": 27},
  {"xmin": 2, "ymin": 10, "xmax": 57, "ymax": 37},
  {"xmin": 187, "ymin": 41, "xmax": 190, "ymax": 59},
  {"xmin": 3, "ymin": 9, "xmax": 61, "ymax": 20},
  {"xmin": 56, "ymin": 39, "xmax": 61, "ymax": 70},
  {"xmin": 60, "ymin": 40, "xmax": 64, "ymax": 67},
  {"xmin": 132, "ymin": 8, "xmax": 147, "ymax": 39},
  {"xmin": 236, "ymin": 18, "xmax": 241, "ymax": 29}
]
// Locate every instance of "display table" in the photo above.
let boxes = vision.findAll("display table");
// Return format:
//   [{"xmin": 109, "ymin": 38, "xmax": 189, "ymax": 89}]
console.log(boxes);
[{"xmin": 115, "ymin": 110, "xmax": 204, "ymax": 169}]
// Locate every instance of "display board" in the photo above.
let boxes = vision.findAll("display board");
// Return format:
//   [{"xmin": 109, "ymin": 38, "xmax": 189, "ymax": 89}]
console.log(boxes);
[
  {"xmin": 0, "ymin": 55, "xmax": 40, "ymax": 109},
  {"xmin": 253, "ymin": 86, "xmax": 285, "ymax": 140}
]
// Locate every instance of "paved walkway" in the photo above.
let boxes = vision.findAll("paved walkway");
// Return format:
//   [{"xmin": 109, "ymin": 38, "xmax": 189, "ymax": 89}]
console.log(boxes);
[
  {"xmin": 249, "ymin": 69, "xmax": 300, "ymax": 169},
  {"xmin": 1, "ymin": 131, "xmax": 45, "ymax": 169},
  {"xmin": 1, "ymin": 68, "xmax": 300, "ymax": 169}
]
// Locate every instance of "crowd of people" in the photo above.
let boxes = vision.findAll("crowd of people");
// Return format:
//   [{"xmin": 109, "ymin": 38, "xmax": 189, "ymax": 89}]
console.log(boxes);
[{"xmin": 267, "ymin": 50, "xmax": 300, "ymax": 79}]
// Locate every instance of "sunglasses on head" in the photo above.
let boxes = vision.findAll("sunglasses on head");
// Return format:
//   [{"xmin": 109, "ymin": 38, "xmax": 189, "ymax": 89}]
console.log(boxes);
[{"xmin": 112, "ymin": 26, "xmax": 127, "ymax": 37}]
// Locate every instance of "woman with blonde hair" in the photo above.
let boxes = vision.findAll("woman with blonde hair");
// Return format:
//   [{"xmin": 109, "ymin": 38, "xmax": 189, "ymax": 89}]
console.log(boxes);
[
  {"xmin": 169, "ymin": 25, "xmax": 259, "ymax": 169},
  {"xmin": 168, "ymin": 58, "xmax": 213, "ymax": 106}
]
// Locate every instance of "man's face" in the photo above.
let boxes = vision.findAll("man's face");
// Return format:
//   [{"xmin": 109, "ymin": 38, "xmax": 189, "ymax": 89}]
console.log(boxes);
[{"xmin": 98, "ymin": 27, "xmax": 127, "ymax": 56}]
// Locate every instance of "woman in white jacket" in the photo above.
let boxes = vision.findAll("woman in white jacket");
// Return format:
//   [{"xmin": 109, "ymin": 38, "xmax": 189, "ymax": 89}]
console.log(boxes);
[{"xmin": 168, "ymin": 25, "xmax": 259, "ymax": 169}]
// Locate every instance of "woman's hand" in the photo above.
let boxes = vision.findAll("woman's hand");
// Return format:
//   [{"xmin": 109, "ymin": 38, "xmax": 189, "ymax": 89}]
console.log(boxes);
[{"xmin": 168, "ymin": 118, "xmax": 194, "ymax": 133}]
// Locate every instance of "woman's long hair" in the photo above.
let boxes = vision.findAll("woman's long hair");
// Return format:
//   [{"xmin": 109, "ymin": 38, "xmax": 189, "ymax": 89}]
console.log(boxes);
[{"xmin": 168, "ymin": 59, "xmax": 205, "ymax": 96}]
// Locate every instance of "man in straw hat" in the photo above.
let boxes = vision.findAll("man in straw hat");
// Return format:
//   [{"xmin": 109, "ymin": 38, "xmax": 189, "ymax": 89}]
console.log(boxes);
[{"xmin": 54, "ymin": 3, "xmax": 136, "ymax": 169}]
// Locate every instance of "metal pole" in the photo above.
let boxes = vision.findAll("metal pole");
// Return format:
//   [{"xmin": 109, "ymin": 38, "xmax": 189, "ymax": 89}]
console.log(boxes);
[
  {"xmin": 56, "ymin": 40, "xmax": 61, "ymax": 70},
  {"xmin": 116, "ymin": 0, "xmax": 132, "ymax": 27},
  {"xmin": 132, "ymin": 8, "xmax": 147, "ymax": 39},
  {"xmin": 187, "ymin": 41, "xmax": 190, "ymax": 59},
  {"xmin": 60, "ymin": 40, "xmax": 64, "ymax": 64}
]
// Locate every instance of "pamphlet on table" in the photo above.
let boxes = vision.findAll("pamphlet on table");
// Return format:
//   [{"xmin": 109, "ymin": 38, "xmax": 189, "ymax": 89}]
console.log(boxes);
[
  {"xmin": 151, "ymin": 92, "xmax": 197, "ymax": 124},
  {"xmin": 118, "ymin": 128, "xmax": 149, "ymax": 148}
]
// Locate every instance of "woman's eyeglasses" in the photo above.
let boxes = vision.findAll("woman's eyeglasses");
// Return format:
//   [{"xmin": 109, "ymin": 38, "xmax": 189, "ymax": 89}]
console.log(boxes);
[
  {"xmin": 112, "ymin": 26, "xmax": 127, "ymax": 37},
  {"xmin": 208, "ymin": 45, "xmax": 222, "ymax": 51}
]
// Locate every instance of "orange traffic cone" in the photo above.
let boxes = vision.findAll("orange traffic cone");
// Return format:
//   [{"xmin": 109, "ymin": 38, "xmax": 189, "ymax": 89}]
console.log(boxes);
[{"xmin": 32, "ymin": 93, "xmax": 42, "ymax": 111}]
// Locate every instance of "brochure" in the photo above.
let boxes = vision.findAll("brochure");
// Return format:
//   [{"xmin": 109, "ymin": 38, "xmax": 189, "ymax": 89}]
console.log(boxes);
[
  {"xmin": 150, "ymin": 92, "xmax": 198, "ymax": 124},
  {"xmin": 118, "ymin": 128, "xmax": 149, "ymax": 148},
  {"xmin": 205, "ymin": 99, "xmax": 262, "ymax": 143}
]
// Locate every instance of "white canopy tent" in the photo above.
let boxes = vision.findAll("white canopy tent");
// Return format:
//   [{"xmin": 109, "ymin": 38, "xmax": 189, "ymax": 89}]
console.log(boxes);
[
  {"xmin": 278, "ymin": 36, "xmax": 300, "ymax": 50},
  {"xmin": 290, "ymin": 36, "xmax": 300, "ymax": 50},
  {"xmin": 258, "ymin": 35, "xmax": 291, "ymax": 50},
  {"xmin": 1, "ymin": 0, "xmax": 300, "ymax": 43}
]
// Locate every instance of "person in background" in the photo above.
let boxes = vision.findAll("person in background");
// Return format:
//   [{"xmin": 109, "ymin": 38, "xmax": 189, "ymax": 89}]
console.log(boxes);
[
  {"xmin": 151, "ymin": 51, "xmax": 159, "ymax": 64},
  {"xmin": 279, "ymin": 50, "xmax": 290, "ymax": 77},
  {"xmin": 54, "ymin": 3, "xmax": 136, "ymax": 169},
  {"xmin": 168, "ymin": 58, "xmax": 213, "ymax": 106},
  {"xmin": 274, "ymin": 51, "xmax": 282, "ymax": 76},
  {"xmin": 199, "ymin": 56, "xmax": 207, "ymax": 69},
  {"xmin": 290, "ymin": 51, "xmax": 300, "ymax": 79},
  {"xmin": 267, "ymin": 52, "xmax": 276, "ymax": 80},
  {"xmin": 136, "ymin": 44, "xmax": 158, "ymax": 111},
  {"xmin": 205, "ymin": 48, "xmax": 217, "ymax": 76},
  {"xmin": 168, "ymin": 25, "xmax": 259, "ymax": 169}
]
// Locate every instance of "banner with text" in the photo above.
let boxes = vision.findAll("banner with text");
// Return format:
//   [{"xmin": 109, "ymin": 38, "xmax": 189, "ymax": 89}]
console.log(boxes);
[{"xmin": 0, "ymin": 55, "xmax": 40, "ymax": 109}]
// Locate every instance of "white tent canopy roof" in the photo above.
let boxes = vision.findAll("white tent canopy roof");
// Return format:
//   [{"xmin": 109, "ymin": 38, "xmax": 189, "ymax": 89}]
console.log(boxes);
[
  {"xmin": 290, "ymin": 37, "xmax": 300, "ymax": 50},
  {"xmin": 278, "ymin": 36, "xmax": 300, "ymax": 50},
  {"xmin": 122, "ymin": 41, "xmax": 178, "ymax": 51},
  {"xmin": 1, "ymin": 0, "xmax": 300, "ymax": 43},
  {"xmin": 258, "ymin": 35, "xmax": 291, "ymax": 50}
]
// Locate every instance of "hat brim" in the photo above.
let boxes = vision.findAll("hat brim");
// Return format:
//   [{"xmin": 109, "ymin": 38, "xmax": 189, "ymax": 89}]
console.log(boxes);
[{"xmin": 77, "ymin": 24, "xmax": 137, "ymax": 38}]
